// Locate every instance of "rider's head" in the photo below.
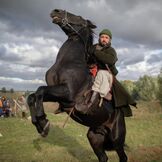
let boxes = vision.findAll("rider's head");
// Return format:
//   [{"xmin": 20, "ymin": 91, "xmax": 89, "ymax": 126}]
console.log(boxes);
[{"xmin": 99, "ymin": 29, "xmax": 112, "ymax": 46}]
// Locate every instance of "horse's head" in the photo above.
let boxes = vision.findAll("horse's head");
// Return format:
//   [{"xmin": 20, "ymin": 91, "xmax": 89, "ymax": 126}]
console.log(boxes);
[{"xmin": 50, "ymin": 9, "xmax": 96, "ymax": 36}]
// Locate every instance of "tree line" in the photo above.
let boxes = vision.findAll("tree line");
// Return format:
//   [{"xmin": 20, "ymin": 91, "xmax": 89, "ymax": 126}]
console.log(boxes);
[
  {"xmin": 0, "ymin": 88, "xmax": 31, "ymax": 97},
  {"xmin": 0, "ymin": 87, "xmax": 14, "ymax": 93},
  {"xmin": 121, "ymin": 68, "xmax": 162, "ymax": 103}
]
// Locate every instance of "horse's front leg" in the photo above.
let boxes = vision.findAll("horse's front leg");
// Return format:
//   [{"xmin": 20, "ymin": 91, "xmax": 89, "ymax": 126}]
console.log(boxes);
[
  {"xmin": 28, "ymin": 84, "xmax": 73, "ymax": 137},
  {"xmin": 27, "ymin": 86, "xmax": 53, "ymax": 137},
  {"xmin": 27, "ymin": 93, "xmax": 46, "ymax": 135}
]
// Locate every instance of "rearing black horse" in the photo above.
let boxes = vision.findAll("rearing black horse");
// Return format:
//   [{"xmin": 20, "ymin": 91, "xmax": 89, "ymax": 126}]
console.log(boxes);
[{"xmin": 27, "ymin": 9, "xmax": 128, "ymax": 162}]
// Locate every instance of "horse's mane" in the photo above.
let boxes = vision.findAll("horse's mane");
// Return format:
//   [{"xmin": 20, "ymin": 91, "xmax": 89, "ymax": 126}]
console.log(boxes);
[{"xmin": 85, "ymin": 20, "xmax": 96, "ymax": 49}]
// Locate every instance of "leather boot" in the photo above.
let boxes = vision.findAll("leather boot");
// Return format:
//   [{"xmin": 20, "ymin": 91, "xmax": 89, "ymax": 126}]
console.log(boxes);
[{"xmin": 87, "ymin": 91, "xmax": 99, "ymax": 108}]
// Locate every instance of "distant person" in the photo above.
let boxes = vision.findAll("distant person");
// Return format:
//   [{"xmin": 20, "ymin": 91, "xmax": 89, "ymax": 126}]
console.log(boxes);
[
  {"xmin": 1, "ymin": 96, "xmax": 11, "ymax": 117},
  {"xmin": 0, "ymin": 96, "xmax": 4, "ymax": 117},
  {"xmin": 17, "ymin": 95, "xmax": 28, "ymax": 118}
]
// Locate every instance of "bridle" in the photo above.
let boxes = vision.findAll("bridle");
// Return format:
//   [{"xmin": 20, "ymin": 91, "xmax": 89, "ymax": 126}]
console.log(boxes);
[
  {"xmin": 61, "ymin": 10, "xmax": 90, "ymax": 61},
  {"xmin": 61, "ymin": 11, "xmax": 68, "ymax": 27},
  {"xmin": 61, "ymin": 10, "xmax": 87, "ymax": 34}
]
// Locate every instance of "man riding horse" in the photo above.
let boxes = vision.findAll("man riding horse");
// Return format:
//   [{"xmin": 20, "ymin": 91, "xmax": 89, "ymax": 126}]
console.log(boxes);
[{"xmin": 55, "ymin": 28, "xmax": 136, "ymax": 115}]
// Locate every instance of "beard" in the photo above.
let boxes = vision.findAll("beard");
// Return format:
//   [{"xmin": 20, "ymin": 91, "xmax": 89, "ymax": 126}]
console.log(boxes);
[
  {"xmin": 99, "ymin": 40, "xmax": 110, "ymax": 47},
  {"xmin": 98, "ymin": 40, "xmax": 111, "ymax": 48}
]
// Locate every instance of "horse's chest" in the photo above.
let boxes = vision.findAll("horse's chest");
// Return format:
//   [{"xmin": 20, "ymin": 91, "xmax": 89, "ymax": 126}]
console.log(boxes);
[{"xmin": 45, "ymin": 67, "xmax": 58, "ymax": 86}]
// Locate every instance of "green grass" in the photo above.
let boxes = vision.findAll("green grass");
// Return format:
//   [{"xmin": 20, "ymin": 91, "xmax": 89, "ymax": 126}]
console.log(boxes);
[{"xmin": 0, "ymin": 102, "xmax": 162, "ymax": 162}]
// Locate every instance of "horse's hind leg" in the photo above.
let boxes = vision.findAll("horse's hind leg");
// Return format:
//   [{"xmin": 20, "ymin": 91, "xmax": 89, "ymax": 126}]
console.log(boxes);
[
  {"xmin": 87, "ymin": 128, "xmax": 108, "ymax": 162},
  {"xmin": 116, "ymin": 147, "xmax": 127, "ymax": 162}
]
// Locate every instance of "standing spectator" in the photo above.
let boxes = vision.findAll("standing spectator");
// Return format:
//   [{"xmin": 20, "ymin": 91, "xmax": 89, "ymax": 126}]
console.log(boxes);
[
  {"xmin": 1, "ymin": 96, "xmax": 11, "ymax": 117},
  {"xmin": 6, "ymin": 98, "xmax": 11, "ymax": 117},
  {"xmin": 0, "ymin": 97, "xmax": 4, "ymax": 117},
  {"xmin": 17, "ymin": 95, "xmax": 28, "ymax": 118}
]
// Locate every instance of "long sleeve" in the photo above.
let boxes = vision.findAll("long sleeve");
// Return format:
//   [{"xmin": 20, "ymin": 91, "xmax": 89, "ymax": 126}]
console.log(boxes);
[{"xmin": 94, "ymin": 47, "xmax": 118, "ymax": 66}]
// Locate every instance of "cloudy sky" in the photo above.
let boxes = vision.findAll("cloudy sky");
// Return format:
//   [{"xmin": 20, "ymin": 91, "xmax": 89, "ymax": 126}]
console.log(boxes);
[{"xmin": 0, "ymin": 0, "xmax": 162, "ymax": 91}]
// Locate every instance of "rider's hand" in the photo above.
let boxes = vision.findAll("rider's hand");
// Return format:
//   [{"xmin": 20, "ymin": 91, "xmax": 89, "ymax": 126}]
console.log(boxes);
[{"xmin": 96, "ymin": 44, "xmax": 103, "ymax": 51}]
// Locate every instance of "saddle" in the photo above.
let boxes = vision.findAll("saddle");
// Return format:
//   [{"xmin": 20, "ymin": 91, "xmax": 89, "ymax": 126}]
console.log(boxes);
[
  {"xmin": 74, "ymin": 89, "xmax": 93, "ymax": 113},
  {"xmin": 75, "ymin": 89, "xmax": 114, "ymax": 115}
]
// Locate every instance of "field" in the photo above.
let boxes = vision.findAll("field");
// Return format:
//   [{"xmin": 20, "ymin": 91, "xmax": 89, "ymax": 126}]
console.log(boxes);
[{"xmin": 0, "ymin": 101, "xmax": 162, "ymax": 162}]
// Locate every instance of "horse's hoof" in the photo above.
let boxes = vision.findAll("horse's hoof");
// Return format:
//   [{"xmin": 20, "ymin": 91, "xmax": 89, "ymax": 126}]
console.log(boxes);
[{"xmin": 41, "ymin": 121, "xmax": 50, "ymax": 137}]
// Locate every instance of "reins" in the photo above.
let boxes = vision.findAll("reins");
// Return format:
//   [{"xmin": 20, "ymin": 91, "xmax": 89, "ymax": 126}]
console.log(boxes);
[{"xmin": 62, "ymin": 10, "xmax": 90, "ymax": 61}]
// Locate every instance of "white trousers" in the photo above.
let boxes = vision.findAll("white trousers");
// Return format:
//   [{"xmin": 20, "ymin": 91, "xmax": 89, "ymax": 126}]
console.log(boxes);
[{"xmin": 92, "ymin": 70, "xmax": 113, "ymax": 98}]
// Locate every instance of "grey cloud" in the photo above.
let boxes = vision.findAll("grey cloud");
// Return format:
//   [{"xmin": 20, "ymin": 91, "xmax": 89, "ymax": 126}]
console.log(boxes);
[
  {"xmin": 101, "ymin": 0, "xmax": 162, "ymax": 48},
  {"xmin": 0, "ymin": 43, "xmax": 56, "ymax": 69},
  {"xmin": 1, "ymin": 0, "xmax": 162, "ymax": 48},
  {"xmin": 116, "ymin": 46, "xmax": 145, "ymax": 67},
  {"xmin": 0, "ymin": 54, "xmax": 55, "ymax": 81},
  {"xmin": 147, "ymin": 53, "xmax": 162, "ymax": 64},
  {"xmin": 118, "ymin": 55, "xmax": 144, "ymax": 67},
  {"xmin": 0, "ymin": 62, "xmax": 46, "ymax": 80},
  {"xmin": 30, "ymin": 55, "xmax": 56, "ymax": 68},
  {"xmin": 0, "ymin": 0, "xmax": 54, "ymax": 31},
  {"xmin": 0, "ymin": 45, "xmax": 22, "ymax": 62}
]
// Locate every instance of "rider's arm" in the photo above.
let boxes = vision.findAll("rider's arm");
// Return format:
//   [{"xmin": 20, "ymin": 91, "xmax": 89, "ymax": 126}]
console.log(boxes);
[{"xmin": 94, "ymin": 47, "xmax": 118, "ymax": 66}]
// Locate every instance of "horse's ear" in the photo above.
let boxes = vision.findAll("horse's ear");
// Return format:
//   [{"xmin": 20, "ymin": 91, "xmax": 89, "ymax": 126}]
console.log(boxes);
[{"xmin": 87, "ymin": 20, "xmax": 97, "ymax": 29}]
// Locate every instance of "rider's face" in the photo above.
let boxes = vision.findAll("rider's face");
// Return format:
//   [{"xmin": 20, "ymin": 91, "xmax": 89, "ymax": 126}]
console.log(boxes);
[{"xmin": 99, "ymin": 34, "xmax": 111, "ymax": 46}]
